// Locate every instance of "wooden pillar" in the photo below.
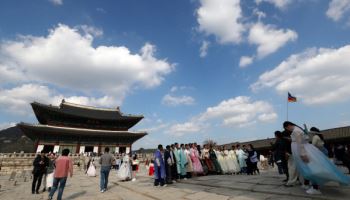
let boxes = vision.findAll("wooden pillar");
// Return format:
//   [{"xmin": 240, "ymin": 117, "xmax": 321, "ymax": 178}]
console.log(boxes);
[{"xmin": 76, "ymin": 141, "xmax": 80, "ymax": 154}]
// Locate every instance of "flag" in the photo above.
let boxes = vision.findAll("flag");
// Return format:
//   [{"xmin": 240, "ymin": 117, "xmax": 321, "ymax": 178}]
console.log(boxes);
[{"xmin": 288, "ymin": 92, "xmax": 297, "ymax": 102}]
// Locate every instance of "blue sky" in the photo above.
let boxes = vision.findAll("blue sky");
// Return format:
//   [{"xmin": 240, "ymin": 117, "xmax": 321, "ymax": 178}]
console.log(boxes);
[{"xmin": 1, "ymin": 0, "xmax": 350, "ymax": 149}]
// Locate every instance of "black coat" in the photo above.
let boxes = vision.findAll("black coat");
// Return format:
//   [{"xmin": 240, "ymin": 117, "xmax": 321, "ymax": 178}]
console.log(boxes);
[
  {"xmin": 32, "ymin": 155, "xmax": 49, "ymax": 175},
  {"xmin": 272, "ymin": 138, "xmax": 287, "ymax": 161},
  {"xmin": 164, "ymin": 150, "xmax": 171, "ymax": 167}
]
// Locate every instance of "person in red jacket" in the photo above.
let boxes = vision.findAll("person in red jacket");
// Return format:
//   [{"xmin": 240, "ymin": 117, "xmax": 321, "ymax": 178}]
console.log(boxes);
[{"xmin": 48, "ymin": 149, "xmax": 73, "ymax": 200}]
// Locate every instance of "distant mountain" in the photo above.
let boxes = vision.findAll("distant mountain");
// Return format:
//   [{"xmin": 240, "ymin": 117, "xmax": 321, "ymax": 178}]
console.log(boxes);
[{"xmin": 0, "ymin": 126, "xmax": 35, "ymax": 153}]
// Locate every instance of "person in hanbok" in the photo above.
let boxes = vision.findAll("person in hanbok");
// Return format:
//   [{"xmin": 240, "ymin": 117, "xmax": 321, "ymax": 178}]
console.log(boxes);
[
  {"xmin": 229, "ymin": 146, "xmax": 240, "ymax": 174},
  {"xmin": 202, "ymin": 145, "xmax": 215, "ymax": 174},
  {"xmin": 216, "ymin": 147, "xmax": 228, "ymax": 174},
  {"xmin": 190, "ymin": 143, "xmax": 203, "ymax": 175},
  {"xmin": 283, "ymin": 121, "xmax": 350, "ymax": 195},
  {"xmin": 184, "ymin": 144, "xmax": 193, "ymax": 178},
  {"xmin": 164, "ymin": 145, "xmax": 174, "ymax": 184},
  {"xmin": 174, "ymin": 143, "xmax": 181, "ymax": 179},
  {"xmin": 236, "ymin": 144, "xmax": 248, "ymax": 174},
  {"xmin": 46, "ymin": 153, "xmax": 55, "ymax": 192},
  {"xmin": 223, "ymin": 146, "xmax": 234, "ymax": 174},
  {"xmin": 154, "ymin": 144, "xmax": 166, "ymax": 186},
  {"xmin": 148, "ymin": 160, "xmax": 155, "ymax": 176},
  {"xmin": 178, "ymin": 144, "xmax": 188, "ymax": 179},
  {"xmin": 209, "ymin": 146, "xmax": 222, "ymax": 174},
  {"xmin": 247, "ymin": 144, "xmax": 259, "ymax": 175},
  {"xmin": 117, "ymin": 154, "xmax": 131, "ymax": 181},
  {"xmin": 170, "ymin": 144, "xmax": 178, "ymax": 181},
  {"xmin": 87, "ymin": 157, "xmax": 96, "ymax": 177}
]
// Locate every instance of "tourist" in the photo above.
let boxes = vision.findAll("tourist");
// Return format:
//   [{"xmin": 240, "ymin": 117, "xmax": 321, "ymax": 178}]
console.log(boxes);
[
  {"xmin": 117, "ymin": 153, "xmax": 132, "ymax": 181},
  {"xmin": 170, "ymin": 144, "xmax": 178, "ymax": 182},
  {"xmin": 184, "ymin": 144, "xmax": 193, "ymax": 178},
  {"xmin": 164, "ymin": 145, "xmax": 174, "ymax": 184},
  {"xmin": 247, "ymin": 144, "xmax": 259, "ymax": 175},
  {"xmin": 282, "ymin": 128, "xmax": 297, "ymax": 187},
  {"xmin": 283, "ymin": 121, "xmax": 350, "ymax": 195},
  {"xmin": 202, "ymin": 144, "xmax": 215, "ymax": 174},
  {"xmin": 148, "ymin": 159, "xmax": 155, "ymax": 176},
  {"xmin": 174, "ymin": 143, "xmax": 181, "ymax": 179},
  {"xmin": 48, "ymin": 149, "xmax": 73, "ymax": 200},
  {"xmin": 87, "ymin": 157, "xmax": 96, "ymax": 177},
  {"xmin": 209, "ymin": 145, "xmax": 222, "ymax": 174},
  {"xmin": 190, "ymin": 143, "xmax": 203, "ymax": 176},
  {"xmin": 131, "ymin": 154, "xmax": 139, "ymax": 181},
  {"xmin": 154, "ymin": 144, "xmax": 166, "ymax": 186},
  {"xmin": 32, "ymin": 150, "xmax": 48, "ymax": 194},
  {"xmin": 310, "ymin": 127, "xmax": 328, "ymax": 156},
  {"xmin": 45, "ymin": 153, "xmax": 56, "ymax": 192},
  {"xmin": 179, "ymin": 144, "xmax": 188, "ymax": 179},
  {"xmin": 228, "ymin": 145, "xmax": 240, "ymax": 174},
  {"xmin": 223, "ymin": 146, "xmax": 234, "ymax": 174},
  {"xmin": 235, "ymin": 144, "xmax": 247, "ymax": 174},
  {"xmin": 272, "ymin": 131, "xmax": 289, "ymax": 181},
  {"xmin": 99, "ymin": 147, "xmax": 114, "ymax": 192},
  {"xmin": 216, "ymin": 146, "xmax": 227, "ymax": 174}
]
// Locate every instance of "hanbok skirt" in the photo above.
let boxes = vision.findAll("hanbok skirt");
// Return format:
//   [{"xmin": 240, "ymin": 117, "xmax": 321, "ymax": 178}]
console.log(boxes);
[
  {"xmin": 117, "ymin": 163, "xmax": 131, "ymax": 180},
  {"xmin": 292, "ymin": 142, "xmax": 350, "ymax": 186},
  {"xmin": 218, "ymin": 156, "xmax": 228, "ymax": 173},
  {"xmin": 46, "ymin": 172, "xmax": 54, "ymax": 188},
  {"xmin": 192, "ymin": 157, "xmax": 204, "ymax": 174},
  {"xmin": 87, "ymin": 165, "xmax": 96, "ymax": 177},
  {"xmin": 149, "ymin": 165, "xmax": 154, "ymax": 176}
]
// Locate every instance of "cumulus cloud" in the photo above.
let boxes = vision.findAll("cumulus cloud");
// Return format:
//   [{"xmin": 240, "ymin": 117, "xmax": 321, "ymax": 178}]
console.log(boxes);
[
  {"xmin": 0, "ymin": 84, "xmax": 119, "ymax": 116},
  {"xmin": 326, "ymin": 0, "xmax": 350, "ymax": 22},
  {"xmin": 197, "ymin": 0, "xmax": 245, "ymax": 44},
  {"xmin": 239, "ymin": 56, "xmax": 254, "ymax": 68},
  {"xmin": 167, "ymin": 96, "xmax": 277, "ymax": 136},
  {"xmin": 199, "ymin": 40, "xmax": 210, "ymax": 58},
  {"xmin": 255, "ymin": 0, "xmax": 292, "ymax": 9},
  {"xmin": 162, "ymin": 94, "xmax": 195, "ymax": 106},
  {"xmin": 248, "ymin": 23, "xmax": 298, "ymax": 59},
  {"xmin": 0, "ymin": 24, "xmax": 174, "ymax": 115},
  {"xmin": 49, "ymin": 0, "xmax": 63, "ymax": 6},
  {"xmin": 251, "ymin": 45, "xmax": 350, "ymax": 105}
]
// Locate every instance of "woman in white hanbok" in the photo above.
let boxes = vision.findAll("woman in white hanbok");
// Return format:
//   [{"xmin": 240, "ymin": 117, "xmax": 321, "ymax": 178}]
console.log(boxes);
[
  {"xmin": 228, "ymin": 146, "xmax": 241, "ymax": 173},
  {"xmin": 216, "ymin": 147, "xmax": 228, "ymax": 174},
  {"xmin": 223, "ymin": 146, "xmax": 234, "ymax": 174},
  {"xmin": 87, "ymin": 158, "xmax": 96, "ymax": 177},
  {"xmin": 117, "ymin": 154, "xmax": 132, "ymax": 181}
]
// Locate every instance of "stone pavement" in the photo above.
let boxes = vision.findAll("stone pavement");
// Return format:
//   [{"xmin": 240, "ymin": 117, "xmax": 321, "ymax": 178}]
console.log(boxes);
[{"xmin": 0, "ymin": 165, "xmax": 349, "ymax": 200}]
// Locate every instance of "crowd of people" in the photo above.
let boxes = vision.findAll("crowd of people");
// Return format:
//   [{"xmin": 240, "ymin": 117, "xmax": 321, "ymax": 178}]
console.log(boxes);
[
  {"xmin": 29, "ymin": 121, "xmax": 350, "ymax": 199},
  {"xmin": 150, "ymin": 142, "xmax": 261, "ymax": 186}
]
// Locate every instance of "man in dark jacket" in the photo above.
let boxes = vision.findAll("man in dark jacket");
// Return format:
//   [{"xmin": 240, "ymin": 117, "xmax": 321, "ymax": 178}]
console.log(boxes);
[
  {"xmin": 272, "ymin": 131, "xmax": 288, "ymax": 181},
  {"xmin": 170, "ymin": 144, "xmax": 178, "ymax": 182},
  {"xmin": 164, "ymin": 145, "xmax": 174, "ymax": 184},
  {"xmin": 32, "ymin": 151, "xmax": 49, "ymax": 194}
]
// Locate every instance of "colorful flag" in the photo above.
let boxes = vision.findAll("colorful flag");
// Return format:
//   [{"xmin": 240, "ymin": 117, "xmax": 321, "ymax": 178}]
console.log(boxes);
[{"xmin": 288, "ymin": 92, "xmax": 297, "ymax": 102}]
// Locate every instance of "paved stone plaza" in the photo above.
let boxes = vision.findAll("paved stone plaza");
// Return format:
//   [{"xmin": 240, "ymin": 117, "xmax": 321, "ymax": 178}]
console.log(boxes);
[{"xmin": 0, "ymin": 166, "xmax": 349, "ymax": 200}]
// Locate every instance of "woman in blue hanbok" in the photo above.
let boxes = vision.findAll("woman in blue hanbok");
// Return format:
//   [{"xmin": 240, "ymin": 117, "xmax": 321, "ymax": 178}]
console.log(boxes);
[{"xmin": 283, "ymin": 121, "xmax": 350, "ymax": 195}]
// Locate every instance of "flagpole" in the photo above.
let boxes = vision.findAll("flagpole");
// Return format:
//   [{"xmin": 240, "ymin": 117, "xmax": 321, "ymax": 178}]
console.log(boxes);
[{"xmin": 286, "ymin": 94, "xmax": 289, "ymax": 121}]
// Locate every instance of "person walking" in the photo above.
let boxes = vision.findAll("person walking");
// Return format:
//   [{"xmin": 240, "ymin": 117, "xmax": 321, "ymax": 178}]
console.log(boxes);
[
  {"xmin": 48, "ymin": 149, "xmax": 73, "ymax": 200},
  {"xmin": 32, "ymin": 151, "xmax": 48, "ymax": 194},
  {"xmin": 99, "ymin": 147, "xmax": 114, "ymax": 193}
]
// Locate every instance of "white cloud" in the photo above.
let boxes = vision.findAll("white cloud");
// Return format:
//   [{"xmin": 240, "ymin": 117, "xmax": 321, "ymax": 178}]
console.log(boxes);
[
  {"xmin": 198, "ymin": 96, "xmax": 277, "ymax": 126},
  {"xmin": 199, "ymin": 40, "xmax": 210, "ymax": 58},
  {"xmin": 326, "ymin": 0, "xmax": 350, "ymax": 22},
  {"xmin": 248, "ymin": 23, "xmax": 298, "ymax": 59},
  {"xmin": 0, "ymin": 24, "xmax": 174, "ymax": 114},
  {"xmin": 239, "ymin": 56, "xmax": 254, "ymax": 68},
  {"xmin": 197, "ymin": 0, "xmax": 245, "ymax": 44},
  {"xmin": 162, "ymin": 94, "xmax": 195, "ymax": 106},
  {"xmin": 0, "ymin": 122, "xmax": 16, "ymax": 130},
  {"xmin": 167, "ymin": 96, "xmax": 277, "ymax": 136},
  {"xmin": 49, "ymin": 0, "xmax": 63, "ymax": 6},
  {"xmin": 251, "ymin": 45, "xmax": 350, "ymax": 105},
  {"xmin": 0, "ymin": 84, "xmax": 119, "ymax": 116},
  {"xmin": 255, "ymin": 0, "xmax": 292, "ymax": 9},
  {"xmin": 167, "ymin": 122, "xmax": 204, "ymax": 137}
]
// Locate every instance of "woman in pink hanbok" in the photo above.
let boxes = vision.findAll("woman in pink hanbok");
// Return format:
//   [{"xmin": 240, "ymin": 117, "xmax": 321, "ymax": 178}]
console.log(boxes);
[{"xmin": 190, "ymin": 143, "xmax": 203, "ymax": 175}]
